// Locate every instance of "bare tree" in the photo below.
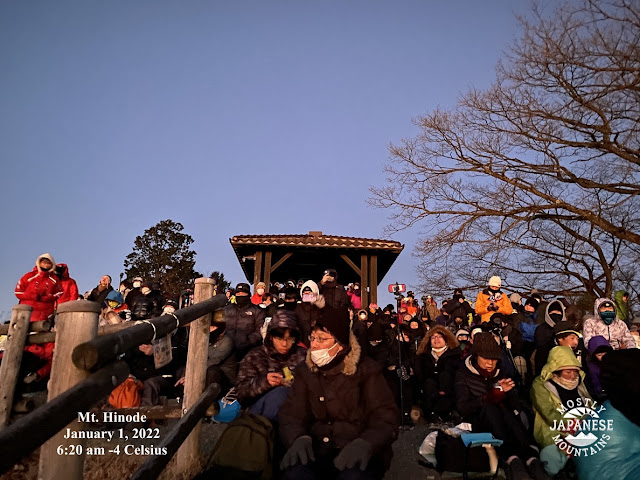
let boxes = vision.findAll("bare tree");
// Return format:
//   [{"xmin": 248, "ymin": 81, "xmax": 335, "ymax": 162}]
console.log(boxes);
[{"xmin": 370, "ymin": 0, "xmax": 640, "ymax": 298}]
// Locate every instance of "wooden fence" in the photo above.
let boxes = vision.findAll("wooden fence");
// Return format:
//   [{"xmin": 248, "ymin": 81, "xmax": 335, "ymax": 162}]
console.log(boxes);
[{"xmin": 0, "ymin": 277, "xmax": 226, "ymax": 479}]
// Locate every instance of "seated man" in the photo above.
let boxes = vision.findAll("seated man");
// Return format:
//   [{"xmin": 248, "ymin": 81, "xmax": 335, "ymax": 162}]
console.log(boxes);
[
  {"xmin": 279, "ymin": 306, "xmax": 398, "ymax": 479},
  {"xmin": 455, "ymin": 332, "xmax": 550, "ymax": 480}
]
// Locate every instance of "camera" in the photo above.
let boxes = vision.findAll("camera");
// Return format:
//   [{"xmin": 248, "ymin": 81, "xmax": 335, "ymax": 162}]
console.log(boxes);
[{"xmin": 388, "ymin": 283, "xmax": 406, "ymax": 294}]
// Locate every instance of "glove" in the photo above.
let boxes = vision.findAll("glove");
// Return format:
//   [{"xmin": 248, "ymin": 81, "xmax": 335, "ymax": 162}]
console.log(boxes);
[
  {"xmin": 280, "ymin": 435, "xmax": 315, "ymax": 470},
  {"xmin": 24, "ymin": 372, "xmax": 40, "ymax": 384},
  {"xmin": 333, "ymin": 439, "xmax": 373, "ymax": 471}
]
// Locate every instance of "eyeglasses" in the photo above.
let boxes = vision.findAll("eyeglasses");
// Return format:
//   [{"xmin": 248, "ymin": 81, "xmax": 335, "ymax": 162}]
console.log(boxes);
[{"xmin": 308, "ymin": 335, "xmax": 334, "ymax": 344}]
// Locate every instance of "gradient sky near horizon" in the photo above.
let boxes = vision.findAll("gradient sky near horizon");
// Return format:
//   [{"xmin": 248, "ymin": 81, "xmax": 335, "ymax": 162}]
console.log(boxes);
[{"xmin": 0, "ymin": 0, "xmax": 529, "ymax": 319}]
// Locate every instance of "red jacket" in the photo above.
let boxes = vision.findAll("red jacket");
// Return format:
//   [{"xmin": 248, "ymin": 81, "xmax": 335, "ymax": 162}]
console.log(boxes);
[
  {"xmin": 55, "ymin": 263, "xmax": 79, "ymax": 305},
  {"xmin": 15, "ymin": 266, "xmax": 63, "ymax": 321}
]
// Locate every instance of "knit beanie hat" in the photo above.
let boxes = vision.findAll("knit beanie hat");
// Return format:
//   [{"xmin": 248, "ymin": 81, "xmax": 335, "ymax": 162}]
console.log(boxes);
[
  {"xmin": 472, "ymin": 332, "xmax": 502, "ymax": 360},
  {"xmin": 316, "ymin": 305, "xmax": 350, "ymax": 346},
  {"xmin": 525, "ymin": 297, "xmax": 540, "ymax": 310},
  {"xmin": 488, "ymin": 276, "xmax": 502, "ymax": 288}
]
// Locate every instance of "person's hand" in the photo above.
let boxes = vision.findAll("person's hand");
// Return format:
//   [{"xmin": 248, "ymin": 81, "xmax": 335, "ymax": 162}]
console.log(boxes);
[
  {"xmin": 24, "ymin": 372, "xmax": 40, "ymax": 384},
  {"xmin": 139, "ymin": 344, "xmax": 153, "ymax": 356},
  {"xmin": 498, "ymin": 378, "xmax": 515, "ymax": 393},
  {"xmin": 280, "ymin": 436, "xmax": 315, "ymax": 470},
  {"xmin": 267, "ymin": 372, "xmax": 284, "ymax": 387},
  {"xmin": 334, "ymin": 439, "xmax": 373, "ymax": 471},
  {"xmin": 174, "ymin": 377, "xmax": 185, "ymax": 387}
]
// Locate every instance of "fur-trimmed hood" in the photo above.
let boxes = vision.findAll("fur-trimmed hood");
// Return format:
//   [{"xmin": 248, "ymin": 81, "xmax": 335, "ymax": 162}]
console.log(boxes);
[
  {"xmin": 35, "ymin": 253, "xmax": 55, "ymax": 273},
  {"xmin": 305, "ymin": 331, "xmax": 361, "ymax": 375},
  {"xmin": 417, "ymin": 324, "xmax": 459, "ymax": 355}
]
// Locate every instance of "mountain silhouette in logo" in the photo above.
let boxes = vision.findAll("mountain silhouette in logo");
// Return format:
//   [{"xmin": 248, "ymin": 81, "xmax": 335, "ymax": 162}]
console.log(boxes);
[{"xmin": 566, "ymin": 432, "xmax": 598, "ymax": 447}]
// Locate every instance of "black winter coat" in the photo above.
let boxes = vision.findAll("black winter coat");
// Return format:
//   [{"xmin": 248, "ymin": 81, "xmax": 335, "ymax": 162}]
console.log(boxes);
[
  {"xmin": 534, "ymin": 322, "xmax": 555, "ymax": 376},
  {"xmin": 222, "ymin": 302, "xmax": 266, "ymax": 352},
  {"xmin": 318, "ymin": 281, "xmax": 350, "ymax": 309},
  {"xmin": 295, "ymin": 302, "xmax": 323, "ymax": 348},
  {"xmin": 415, "ymin": 346, "xmax": 462, "ymax": 399},
  {"xmin": 279, "ymin": 334, "xmax": 398, "ymax": 458},
  {"xmin": 88, "ymin": 285, "xmax": 114, "ymax": 306},
  {"xmin": 454, "ymin": 356, "xmax": 521, "ymax": 421}
]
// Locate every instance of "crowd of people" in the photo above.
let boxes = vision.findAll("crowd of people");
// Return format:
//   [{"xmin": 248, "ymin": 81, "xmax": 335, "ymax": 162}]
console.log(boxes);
[{"xmin": 4, "ymin": 255, "xmax": 640, "ymax": 479}]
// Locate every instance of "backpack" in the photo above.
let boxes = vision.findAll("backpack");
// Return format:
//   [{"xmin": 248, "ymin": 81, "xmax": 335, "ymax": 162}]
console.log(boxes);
[
  {"xmin": 108, "ymin": 376, "xmax": 143, "ymax": 409},
  {"xmin": 435, "ymin": 430, "xmax": 492, "ymax": 473},
  {"xmin": 205, "ymin": 413, "xmax": 274, "ymax": 480}
]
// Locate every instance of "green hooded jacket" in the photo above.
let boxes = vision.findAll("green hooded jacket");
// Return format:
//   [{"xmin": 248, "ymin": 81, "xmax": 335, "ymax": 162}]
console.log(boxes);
[
  {"xmin": 613, "ymin": 290, "xmax": 629, "ymax": 322},
  {"xmin": 530, "ymin": 346, "xmax": 591, "ymax": 448}
]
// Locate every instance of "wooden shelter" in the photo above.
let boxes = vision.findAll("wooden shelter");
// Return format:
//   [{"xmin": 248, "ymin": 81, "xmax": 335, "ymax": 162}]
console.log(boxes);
[{"xmin": 229, "ymin": 231, "xmax": 404, "ymax": 306}]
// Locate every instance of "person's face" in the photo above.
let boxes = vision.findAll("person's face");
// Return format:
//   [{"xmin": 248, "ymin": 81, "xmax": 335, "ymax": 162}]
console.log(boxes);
[
  {"xmin": 477, "ymin": 356, "xmax": 498, "ymax": 371},
  {"xmin": 309, "ymin": 330, "xmax": 338, "ymax": 352},
  {"xmin": 455, "ymin": 317, "xmax": 463, "ymax": 324},
  {"xmin": 557, "ymin": 333, "xmax": 579, "ymax": 350},
  {"xmin": 489, "ymin": 285, "xmax": 500, "ymax": 292},
  {"xmin": 39, "ymin": 258, "xmax": 52, "ymax": 270},
  {"xmin": 236, "ymin": 292, "xmax": 249, "ymax": 297},
  {"xmin": 558, "ymin": 368, "xmax": 579, "ymax": 381},
  {"xmin": 524, "ymin": 304, "xmax": 535, "ymax": 312},
  {"xmin": 599, "ymin": 304, "xmax": 614, "ymax": 313},
  {"xmin": 595, "ymin": 352, "xmax": 608, "ymax": 361},
  {"xmin": 431, "ymin": 333, "xmax": 445, "ymax": 348},
  {"xmin": 272, "ymin": 331, "xmax": 295, "ymax": 355},
  {"xmin": 457, "ymin": 334, "xmax": 469, "ymax": 343},
  {"xmin": 100, "ymin": 275, "xmax": 111, "ymax": 287}
]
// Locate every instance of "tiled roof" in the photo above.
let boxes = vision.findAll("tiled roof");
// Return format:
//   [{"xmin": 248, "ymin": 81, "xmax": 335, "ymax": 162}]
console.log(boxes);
[{"xmin": 230, "ymin": 233, "xmax": 403, "ymax": 252}]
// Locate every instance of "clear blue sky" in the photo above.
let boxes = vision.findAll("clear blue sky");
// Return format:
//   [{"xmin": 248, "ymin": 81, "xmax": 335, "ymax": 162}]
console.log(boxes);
[{"xmin": 0, "ymin": 0, "xmax": 526, "ymax": 320}]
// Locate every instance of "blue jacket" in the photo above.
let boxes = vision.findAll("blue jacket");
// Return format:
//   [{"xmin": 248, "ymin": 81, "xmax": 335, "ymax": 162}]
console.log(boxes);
[{"xmin": 575, "ymin": 401, "xmax": 640, "ymax": 480}]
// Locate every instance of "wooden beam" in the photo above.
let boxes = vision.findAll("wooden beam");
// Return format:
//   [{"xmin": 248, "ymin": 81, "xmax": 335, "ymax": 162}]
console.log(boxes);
[
  {"xmin": 0, "ymin": 305, "xmax": 32, "ymax": 427},
  {"xmin": 253, "ymin": 251, "xmax": 263, "ymax": 289},
  {"xmin": 264, "ymin": 251, "xmax": 272, "ymax": 290},
  {"xmin": 270, "ymin": 252, "xmax": 292, "ymax": 273},
  {"xmin": 360, "ymin": 254, "xmax": 369, "ymax": 308},
  {"xmin": 340, "ymin": 254, "xmax": 361, "ymax": 277},
  {"xmin": 177, "ymin": 278, "xmax": 215, "ymax": 474},
  {"xmin": 369, "ymin": 255, "xmax": 378, "ymax": 305}
]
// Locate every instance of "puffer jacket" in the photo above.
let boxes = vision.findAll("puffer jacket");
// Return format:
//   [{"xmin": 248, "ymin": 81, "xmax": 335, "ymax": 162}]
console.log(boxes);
[
  {"xmin": 455, "ymin": 355, "xmax": 521, "ymax": 421},
  {"xmin": 55, "ymin": 263, "xmax": 79, "ymax": 304},
  {"xmin": 530, "ymin": 346, "xmax": 590, "ymax": 448},
  {"xmin": 574, "ymin": 401, "xmax": 640, "ymax": 480},
  {"xmin": 15, "ymin": 253, "xmax": 63, "ymax": 321},
  {"xmin": 475, "ymin": 288, "xmax": 513, "ymax": 323},
  {"xmin": 583, "ymin": 297, "xmax": 636, "ymax": 350},
  {"xmin": 279, "ymin": 333, "xmax": 398, "ymax": 459},
  {"xmin": 235, "ymin": 342, "xmax": 306, "ymax": 405},
  {"xmin": 318, "ymin": 280, "xmax": 350, "ymax": 309},
  {"xmin": 415, "ymin": 326, "xmax": 462, "ymax": 400},
  {"xmin": 222, "ymin": 302, "xmax": 266, "ymax": 352}
]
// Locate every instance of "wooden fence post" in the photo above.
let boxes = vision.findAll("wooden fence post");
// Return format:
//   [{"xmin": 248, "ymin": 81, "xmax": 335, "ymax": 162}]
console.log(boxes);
[
  {"xmin": 176, "ymin": 277, "xmax": 215, "ymax": 474},
  {"xmin": 0, "ymin": 304, "xmax": 32, "ymax": 427},
  {"xmin": 38, "ymin": 300, "xmax": 100, "ymax": 480}
]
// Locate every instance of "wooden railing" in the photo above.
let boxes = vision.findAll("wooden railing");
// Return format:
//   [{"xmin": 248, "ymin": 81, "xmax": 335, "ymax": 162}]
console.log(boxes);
[{"xmin": 0, "ymin": 277, "xmax": 225, "ymax": 479}]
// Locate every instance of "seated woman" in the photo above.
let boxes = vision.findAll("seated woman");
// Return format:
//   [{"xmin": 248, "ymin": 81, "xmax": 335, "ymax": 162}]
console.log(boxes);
[
  {"xmin": 235, "ymin": 309, "xmax": 306, "ymax": 421},
  {"xmin": 415, "ymin": 325, "xmax": 461, "ymax": 422},
  {"xmin": 455, "ymin": 332, "xmax": 550, "ymax": 480},
  {"xmin": 530, "ymin": 345, "xmax": 591, "ymax": 477},
  {"xmin": 584, "ymin": 336, "xmax": 613, "ymax": 402}
]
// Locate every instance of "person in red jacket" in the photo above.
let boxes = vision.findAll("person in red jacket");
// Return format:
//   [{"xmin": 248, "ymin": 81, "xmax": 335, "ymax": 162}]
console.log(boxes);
[
  {"xmin": 15, "ymin": 253, "xmax": 63, "ymax": 321},
  {"xmin": 12, "ymin": 253, "xmax": 63, "ymax": 388},
  {"xmin": 55, "ymin": 263, "xmax": 79, "ymax": 305}
]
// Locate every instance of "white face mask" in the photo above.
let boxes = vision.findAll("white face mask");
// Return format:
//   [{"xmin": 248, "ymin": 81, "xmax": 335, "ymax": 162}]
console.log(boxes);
[{"xmin": 310, "ymin": 343, "xmax": 339, "ymax": 367}]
